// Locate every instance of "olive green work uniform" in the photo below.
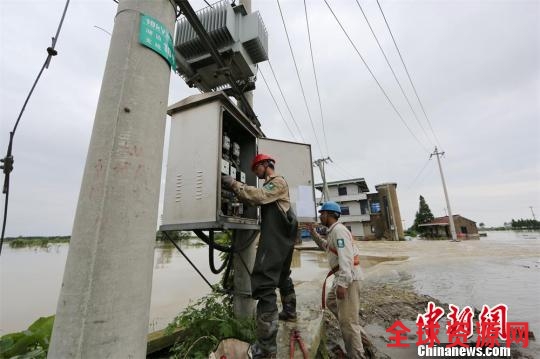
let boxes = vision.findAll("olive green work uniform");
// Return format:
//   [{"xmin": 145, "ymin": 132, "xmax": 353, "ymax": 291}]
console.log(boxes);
[{"xmin": 231, "ymin": 174, "xmax": 298, "ymax": 355}]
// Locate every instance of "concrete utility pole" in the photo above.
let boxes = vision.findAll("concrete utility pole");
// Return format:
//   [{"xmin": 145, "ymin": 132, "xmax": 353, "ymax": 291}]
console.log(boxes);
[
  {"xmin": 48, "ymin": 1, "xmax": 176, "ymax": 357},
  {"xmin": 313, "ymin": 157, "xmax": 332, "ymax": 203},
  {"xmin": 231, "ymin": 0, "xmax": 257, "ymax": 320},
  {"xmin": 530, "ymin": 206, "xmax": 536, "ymax": 221},
  {"xmin": 430, "ymin": 147, "xmax": 458, "ymax": 242}
]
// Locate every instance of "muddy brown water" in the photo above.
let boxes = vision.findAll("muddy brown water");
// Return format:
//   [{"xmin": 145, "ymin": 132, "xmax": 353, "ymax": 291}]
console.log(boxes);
[{"xmin": 1, "ymin": 231, "xmax": 539, "ymax": 338}]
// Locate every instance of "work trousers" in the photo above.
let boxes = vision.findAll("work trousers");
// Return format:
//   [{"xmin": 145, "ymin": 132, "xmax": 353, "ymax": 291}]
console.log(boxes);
[{"xmin": 327, "ymin": 280, "xmax": 366, "ymax": 359}]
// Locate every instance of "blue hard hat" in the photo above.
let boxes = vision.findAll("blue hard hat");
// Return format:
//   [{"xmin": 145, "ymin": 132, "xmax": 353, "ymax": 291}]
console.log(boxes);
[{"xmin": 319, "ymin": 201, "xmax": 341, "ymax": 214}]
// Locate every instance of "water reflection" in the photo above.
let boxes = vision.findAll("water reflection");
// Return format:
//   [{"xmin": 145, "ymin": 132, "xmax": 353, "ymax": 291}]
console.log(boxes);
[{"xmin": 2, "ymin": 231, "xmax": 538, "ymax": 337}]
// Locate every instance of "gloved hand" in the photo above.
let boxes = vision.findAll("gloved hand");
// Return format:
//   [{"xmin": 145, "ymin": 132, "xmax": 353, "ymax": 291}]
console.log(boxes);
[{"xmin": 221, "ymin": 175, "xmax": 235, "ymax": 188}]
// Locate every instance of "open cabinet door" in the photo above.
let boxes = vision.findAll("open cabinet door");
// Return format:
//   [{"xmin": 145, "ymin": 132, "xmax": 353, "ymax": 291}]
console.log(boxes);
[{"xmin": 257, "ymin": 138, "xmax": 317, "ymax": 223}]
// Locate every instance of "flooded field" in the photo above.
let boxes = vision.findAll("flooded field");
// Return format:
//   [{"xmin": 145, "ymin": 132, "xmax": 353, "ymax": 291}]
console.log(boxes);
[
  {"xmin": 359, "ymin": 230, "xmax": 540, "ymax": 335},
  {"xmin": 1, "ymin": 231, "xmax": 539, "ymax": 338},
  {"xmin": 0, "ymin": 239, "xmax": 327, "ymax": 334}
]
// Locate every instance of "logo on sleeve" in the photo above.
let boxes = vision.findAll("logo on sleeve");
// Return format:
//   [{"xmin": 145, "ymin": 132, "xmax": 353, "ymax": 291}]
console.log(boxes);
[
  {"xmin": 263, "ymin": 182, "xmax": 276, "ymax": 191},
  {"xmin": 337, "ymin": 238, "xmax": 345, "ymax": 248}
]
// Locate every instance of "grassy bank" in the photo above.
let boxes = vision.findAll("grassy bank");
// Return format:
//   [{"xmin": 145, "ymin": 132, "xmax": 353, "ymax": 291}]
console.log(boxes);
[{"xmin": 6, "ymin": 236, "xmax": 70, "ymax": 248}]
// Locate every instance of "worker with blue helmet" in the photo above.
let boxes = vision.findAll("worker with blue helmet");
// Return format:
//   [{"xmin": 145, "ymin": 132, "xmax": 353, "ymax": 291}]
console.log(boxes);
[
  {"xmin": 307, "ymin": 201, "xmax": 366, "ymax": 358},
  {"xmin": 319, "ymin": 201, "xmax": 342, "ymax": 214}
]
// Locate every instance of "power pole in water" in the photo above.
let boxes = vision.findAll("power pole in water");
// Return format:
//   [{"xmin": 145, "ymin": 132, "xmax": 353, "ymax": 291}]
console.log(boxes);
[
  {"xmin": 430, "ymin": 147, "xmax": 458, "ymax": 242},
  {"xmin": 313, "ymin": 157, "xmax": 332, "ymax": 203},
  {"xmin": 48, "ymin": 1, "xmax": 176, "ymax": 357}
]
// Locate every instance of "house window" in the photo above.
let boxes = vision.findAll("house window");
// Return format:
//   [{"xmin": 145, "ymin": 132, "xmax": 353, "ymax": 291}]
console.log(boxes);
[
  {"xmin": 371, "ymin": 225, "xmax": 376, "ymax": 233},
  {"xmin": 338, "ymin": 186, "xmax": 347, "ymax": 196},
  {"xmin": 461, "ymin": 226, "xmax": 468, "ymax": 234},
  {"xmin": 340, "ymin": 206, "xmax": 350, "ymax": 215},
  {"xmin": 360, "ymin": 200, "xmax": 369, "ymax": 215},
  {"xmin": 346, "ymin": 225, "xmax": 352, "ymax": 233},
  {"xmin": 370, "ymin": 201, "xmax": 381, "ymax": 213}
]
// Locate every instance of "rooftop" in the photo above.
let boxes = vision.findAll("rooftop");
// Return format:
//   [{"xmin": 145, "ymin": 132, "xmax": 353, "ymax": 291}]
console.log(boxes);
[
  {"xmin": 315, "ymin": 178, "xmax": 369, "ymax": 193},
  {"xmin": 418, "ymin": 215, "xmax": 476, "ymax": 227}
]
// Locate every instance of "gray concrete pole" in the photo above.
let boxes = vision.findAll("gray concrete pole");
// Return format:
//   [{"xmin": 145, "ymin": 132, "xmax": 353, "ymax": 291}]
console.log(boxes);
[
  {"xmin": 232, "ymin": 0, "xmax": 257, "ymax": 319},
  {"xmin": 313, "ymin": 159, "xmax": 330, "ymax": 202},
  {"xmin": 433, "ymin": 147, "xmax": 458, "ymax": 242},
  {"xmin": 321, "ymin": 160, "xmax": 330, "ymax": 202},
  {"xmin": 233, "ymin": 230, "xmax": 257, "ymax": 318},
  {"xmin": 48, "ymin": 1, "xmax": 176, "ymax": 357}
]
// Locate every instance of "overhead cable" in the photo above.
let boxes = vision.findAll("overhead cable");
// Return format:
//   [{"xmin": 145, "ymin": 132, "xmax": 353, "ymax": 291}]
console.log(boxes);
[
  {"xmin": 276, "ymin": 0, "xmax": 324, "ymax": 156},
  {"xmin": 266, "ymin": 61, "xmax": 306, "ymax": 142},
  {"xmin": 355, "ymin": 0, "xmax": 433, "ymax": 147},
  {"xmin": 259, "ymin": 68, "xmax": 300, "ymax": 141},
  {"xmin": 1, "ymin": 0, "xmax": 71, "ymax": 256},
  {"xmin": 303, "ymin": 0, "xmax": 330, "ymax": 155},
  {"xmin": 323, "ymin": 0, "xmax": 429, "ymax": 153},
  {"xmin": 407, "ymin": 157, "xmax": 432, "ymax": 189},
  {"xmin": 376, "ymin": 0, "xmax": 442, "ymax": 149}
]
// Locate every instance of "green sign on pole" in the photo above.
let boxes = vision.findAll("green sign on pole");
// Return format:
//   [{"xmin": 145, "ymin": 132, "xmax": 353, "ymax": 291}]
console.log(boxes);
[{"xmin": 139, "ymin": 14, "xmax": 176, "ymax": 69}]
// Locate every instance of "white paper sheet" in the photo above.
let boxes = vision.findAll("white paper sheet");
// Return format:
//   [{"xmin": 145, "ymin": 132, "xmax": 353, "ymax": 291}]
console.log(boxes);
[{"xmin": 296, "ymin": 185, "xmax": 316, "ymax": 219}]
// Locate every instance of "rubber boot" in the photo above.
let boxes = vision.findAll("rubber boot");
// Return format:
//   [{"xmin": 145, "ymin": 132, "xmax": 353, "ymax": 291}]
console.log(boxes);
[
  {"xmin": 248, "ymin": 311, "xmax": 278, "ymax": 358},
  {"xmin": 278, "ymin": 293, "xmax": 297, "ymax": 321}
]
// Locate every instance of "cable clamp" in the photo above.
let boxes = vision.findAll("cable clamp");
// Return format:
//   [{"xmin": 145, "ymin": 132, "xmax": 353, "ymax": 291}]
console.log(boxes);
[
  {"xmin": 47, "ymin": 47, "xmax": 58, "ymax": 56},
  {"xmin": 0, "ymin": 155, "xmax": 13, "ymax": 175}
]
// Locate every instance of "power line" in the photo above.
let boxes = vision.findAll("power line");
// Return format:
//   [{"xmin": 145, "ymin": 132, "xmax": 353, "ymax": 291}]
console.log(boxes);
[
  {"xmin": 355, "ymin": 0, "xmax": 433, "ymax": 147},
  {"xmin": 265, "ymin": 61, "xmax": 306, "ymax": 142},
  {"xmin": 276, "ymin": 0, "xmax": 324, "ymax": 156},
  {"xmin": 303, "ymin": 0, "xmax": 330, "ymax": 155},
  {"xmin": 376, "ymin": 0, "xmax": 442, "ymax": 149},
  {"xmin": 323, "ymin": 0, "xmax": 429, "ymax": 153},
  {"xmin": 407, "ymin": 157, "xmax": 431, "ymax": 189},
  {"xmin": 258, "ymin": 68, "xmax": 298, "ymax": 141},
  {"xmin": 1, "ymin": 0, "xmax": 71, "ymax": 255},
  {"xmin": 329, "ymin": 160, "xmax": 356, "ymax": 180}
]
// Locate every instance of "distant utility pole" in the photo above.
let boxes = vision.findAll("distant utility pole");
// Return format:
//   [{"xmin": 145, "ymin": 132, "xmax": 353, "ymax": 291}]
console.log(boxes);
[
  {"xmin": 430, "ymin": 147, "xmax": 458, "ymax": 242},
  {"xmin": 530, "ymin": 206, "xmax": 536, "ymax": 221},
  {"xmin": 48, "ymin": 1, "xmax": 176, "ymax": 357},
  {"xmin": 313, "ymin": 157, "xmax": 332, "ymax": 203}
]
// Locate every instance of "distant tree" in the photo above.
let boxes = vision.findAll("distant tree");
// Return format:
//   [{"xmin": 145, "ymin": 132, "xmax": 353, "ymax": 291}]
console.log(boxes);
[
  {"xmin": 479, "ymin": 222, "xmax": 485, "ymax": 229},
  {"xmin": 413, "ymin": 195, "xmax": 435, "ymax": 233},
  {"xmin": 510, "ymin": 218, "xmax": 540, "ymax": 230}
]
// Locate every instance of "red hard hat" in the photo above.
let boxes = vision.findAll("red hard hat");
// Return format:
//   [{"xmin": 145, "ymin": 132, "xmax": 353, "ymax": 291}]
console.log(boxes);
[{"xmin": 251, "ymin": 154, "xmax": 275, "ymax": 170}]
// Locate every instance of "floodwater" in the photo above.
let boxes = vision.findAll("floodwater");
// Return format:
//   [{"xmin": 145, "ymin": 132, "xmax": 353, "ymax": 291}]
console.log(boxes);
[
  {"xmin": 1, "ymin": 231, "xmax": 539, "ymax": 338},
  {"xmin": 0, "ymin": 239, "xmax": 327, "ymax": 335},
  {"xmin": 359, "ymin": 230, "xmax": 540, "ymax": 335}
]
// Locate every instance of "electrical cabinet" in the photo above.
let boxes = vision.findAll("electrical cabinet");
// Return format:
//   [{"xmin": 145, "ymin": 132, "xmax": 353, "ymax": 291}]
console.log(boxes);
[{"xmin": 161, "ymin": 92, "xmax": 316, "ymax": 232}]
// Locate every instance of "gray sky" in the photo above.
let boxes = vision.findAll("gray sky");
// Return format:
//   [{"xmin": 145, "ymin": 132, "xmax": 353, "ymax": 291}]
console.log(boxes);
[{"xmin": 1, "ymin": 0, "xmax": 539, "ymax": 236}]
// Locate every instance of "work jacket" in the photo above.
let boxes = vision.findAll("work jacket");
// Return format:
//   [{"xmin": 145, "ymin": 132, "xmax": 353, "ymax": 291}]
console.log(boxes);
[
  {"xmin": 312, "ymin": 222, "xmax": 362, "ymax": 288},
  {"xmin": 231, "ymin": 174, "xmax": 290, "ymax": 212}
]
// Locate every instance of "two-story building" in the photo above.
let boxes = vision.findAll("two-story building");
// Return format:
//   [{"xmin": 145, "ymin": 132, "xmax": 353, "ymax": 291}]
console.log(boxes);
[{"xmin": 315, "ymin": 179, "xmax": 404, "ymax": 240}]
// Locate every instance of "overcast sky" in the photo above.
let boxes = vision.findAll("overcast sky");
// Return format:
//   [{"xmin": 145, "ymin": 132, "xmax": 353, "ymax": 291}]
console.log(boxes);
[{"xmin": 1, "ymin": 0, "xmax": 539, "ymax": 236}]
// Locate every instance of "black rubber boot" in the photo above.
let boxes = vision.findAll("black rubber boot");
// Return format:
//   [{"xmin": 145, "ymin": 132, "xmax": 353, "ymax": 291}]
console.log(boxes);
[
  {"xmin": 248, "ymin": 311, "xmax": 278, "ymax": 358},
  {"xmin": 278, "ymin": 293, "xmax": 297, "ymax": 321}
]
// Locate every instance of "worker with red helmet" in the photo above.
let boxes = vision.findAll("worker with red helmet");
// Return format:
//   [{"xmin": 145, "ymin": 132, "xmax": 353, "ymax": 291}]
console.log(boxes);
[
  {"xmin": 222, "ymin": 154, "xmax": 298, "ymax": 359},
  {"xmin": 306, "ymin": 202, "xmax": 366, "ymax": 358}
]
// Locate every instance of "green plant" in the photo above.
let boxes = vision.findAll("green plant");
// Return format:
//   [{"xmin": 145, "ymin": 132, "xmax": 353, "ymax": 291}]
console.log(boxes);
[
  {"xmin": 8, "ymin": 237, "xmax": 70, "ymax": 248},
  {"xmin": 0, "ymin": 316, "xmax": 54, "ymax": 358},
  {"xmin": 166, "ymin": 291, "xmax": 255, "ymax": 359}
]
